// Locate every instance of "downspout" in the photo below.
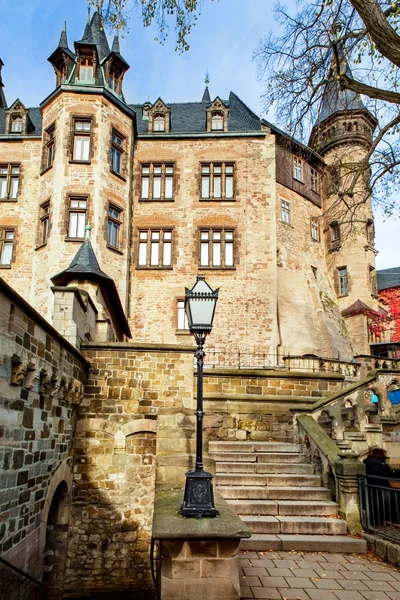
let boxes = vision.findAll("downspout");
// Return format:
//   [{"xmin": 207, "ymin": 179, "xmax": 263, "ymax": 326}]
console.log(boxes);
[{"xmin": 126, "ymin": 119, "xmax": 136, "ymax": 332}]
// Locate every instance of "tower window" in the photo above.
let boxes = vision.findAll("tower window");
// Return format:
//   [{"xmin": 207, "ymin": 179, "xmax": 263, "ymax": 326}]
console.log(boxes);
[
  {"xmin": 366, "ymin": 219, "xmax": 375, "ymax": 246},
  {"xmin": 67, "ymin": 197, "xmax": 87, "ymax": 239},
  {"xmin": 338, "ymin": 266, "xmax": 348, "ymax": 296},
  {"xmin": 39, "ymin": 201, "xmax": 50, "ymax": 246},
  {"xmin": 211, "ymin": 112, "xmax": 224, "ymax": 131},
  {"xmin": 311, "ymin": 167, "xmax": 319, "ymax": 193},
  {"xmin": 44, "ymin": 124, "xmax": 55, "ymax": 169},
  {"xmin": 293, "ymin": 156, "xmax": 303, "ymax": 182},
  {"xmin": 79, "ymin": 57, "xmax": 94, "ymax": 82},
  {"xmin": 369, "ymin": 265, "xmax": 378, "ymax": 296},
  {"xmin": 0, "ymin": 229, "xmax": 15, "ymax": 266},
  {"xmin": 111, "ymin": 130, "xmax": 124, "ymax": 175},
  {"xmin": 108, "ymin": 70, "xmax": 120, "ymax": 93},
  {"xmin": 311, "ymin": 217, "xmax": 320, "ymax": 241},
  {"xmin": 281, "ymin": 199, "xmax": 291, "ymax": 224},
  {"xmin": 107, "ymin": 204, "xmax": 122, "ymax": 249},
  {"xmin": 0, "ymin": 165, "xmax": 20, "ymax": 201},
  {"xmin": 200, "ymin": 229, "xmax": 235, "ymax": 269},
  {"xmin": 153, "ymin": 114, "xmax": 165, "ymax": 132},
  {"xmin": 329, "ymin": 221, "xmax": 340, "ymax": 248},
  {"xmin": 10, "ymin": 115, "xmax": 23, "ymax": 133},
  {"xmin": 72, "ymin": 118, "xmax": 92, "ymax": 162}
]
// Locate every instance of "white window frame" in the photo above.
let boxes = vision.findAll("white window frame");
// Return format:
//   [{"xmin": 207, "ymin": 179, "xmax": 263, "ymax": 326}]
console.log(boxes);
[
  {"xmin": 200, "ymin": 229, "xmax": 235, "ymax": 269},
  {"xmin": 281, "ymin": 199, "xmax": 291, "ymax": 224},
  {"xmin": 293, "ymin": 156, "xmax": 303, "ymax": 182},
  {"xmin": 137, "ymin": 229, "xmax": 173, "ymax": 268}
]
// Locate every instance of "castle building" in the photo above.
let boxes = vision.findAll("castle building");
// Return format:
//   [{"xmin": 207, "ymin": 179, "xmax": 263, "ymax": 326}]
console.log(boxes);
[{"xmin": 0, "ymin": 12, "xmax": 381, "ymax": 361}]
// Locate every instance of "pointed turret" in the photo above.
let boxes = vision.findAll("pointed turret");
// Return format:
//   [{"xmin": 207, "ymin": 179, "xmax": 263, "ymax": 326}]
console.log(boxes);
[
  {"xmin": 111, "ymin": 34, "xmax": 120, "ymax": 54},
  {"xmin": 202, "ymin": 71, "xmax": 211, "ymax": 103},
  {"xmin": 58, "ymin": 22, "xmax": 68, "ymax": 50},
  {"xmin": 90, "ymin": 11, "xmax": 110, "ymax": 62},
  {"xmin": 75, "ymin": 20, "xmax": 95, "ymax": 47},
  {"xmin": 0, "ymin": 59, "xmax": 7, "ymax": 109},
  {"xmin": 48, "ymin": 23, "xmax": 75, "ymax": 86}
]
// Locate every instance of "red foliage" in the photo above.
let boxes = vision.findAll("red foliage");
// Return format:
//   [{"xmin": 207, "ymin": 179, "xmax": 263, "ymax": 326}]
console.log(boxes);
[{"xmin": 378, "ymin": 287, "xmax": 400, "ymax": 342}]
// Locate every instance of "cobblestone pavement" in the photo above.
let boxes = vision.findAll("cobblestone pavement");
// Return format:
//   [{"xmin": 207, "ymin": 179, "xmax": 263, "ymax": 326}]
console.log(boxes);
[{"xmin": 240, "ymin": 550, "xmax": 400, "ymax": 599}]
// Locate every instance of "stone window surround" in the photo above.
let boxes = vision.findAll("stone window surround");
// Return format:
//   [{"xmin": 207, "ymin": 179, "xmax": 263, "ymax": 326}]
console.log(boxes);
[
  {"xmin": 41, "ymin": 122, "xmax": 56, "ymax": 175},
  {"xmin": 0, "ymin": 227, "xmax": 16, "ymax": 269},
  {"xmin": 36, "ymin": 199, "xmax": 51, "ymax": 250},
  {"xmin": 336, "ymin": 265, "xmax": 350, "ymax": 297},
  {"xmin": 139, "ymin": 162, "xmax": 175, "ymax": 202},
  {"xmin": 5, "ymin": 102, "xmax": 29, "ymax": 136},
  {"xmin": 65, "ymin": 195, "xmax": 90, "ymax": 241},
  {"xmin": 107, "ymin": 202, "xmax": 123, "ymax": 254},
  {"xmin": 200, "ymin": 161, "xmax": 236, "ymax": 201},
  {"xmin": 329, "ymin": 220, "xmax": 341, "ymax": 251},
  {"xmin": 199, "ymin": 227, "xmax": 236, "ymax": 270},
  {"xmin": 136, "ymin": 227, "xmax": 174, "ymax": 270},
  {"xmin": 110, "ymin": 127, "xmax": 126, "ymax": 180},
  {"xmin": 206, "ymin": 97, "xmax": 229, "ymax": 133},
  {"xmin": 147, "ymin": 99, "xmax": 171, "ymax": 134},
  {"xmin": 0, "ymin": 163, "xmax": 21, "ymax": 202},
  {"xmin": 69, "ymin": 115, "xmax": 94, "ymax": 164}
]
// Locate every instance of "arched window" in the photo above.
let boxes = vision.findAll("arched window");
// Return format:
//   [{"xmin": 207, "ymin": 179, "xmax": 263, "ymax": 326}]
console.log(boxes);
[
  {"xmin": 211, "ymin": 112, "xmax": 224, "ymax": 131},
  {"xmin": 11, "ymin": 115, "xmax": 23, "ymax": 133},
  {"xmin": 153, "ymin": 113, "xmax": 165, "ymax": 132}
]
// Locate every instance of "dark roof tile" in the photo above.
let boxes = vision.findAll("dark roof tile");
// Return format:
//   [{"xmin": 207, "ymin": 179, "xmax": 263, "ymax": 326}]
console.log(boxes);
[{"xmin": 377, "ymin": 267, "xmax": 400, "ymax": 291}]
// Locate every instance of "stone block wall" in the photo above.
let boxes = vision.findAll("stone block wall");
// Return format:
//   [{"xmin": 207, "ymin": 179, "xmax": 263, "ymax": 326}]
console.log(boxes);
[
  {"xmin": 63, "ymin": 342, "xmax": 195, "ymax": 597},
  {"xmin": 0, "ymin": 278, "xmax": 87, "ymax": 593}
]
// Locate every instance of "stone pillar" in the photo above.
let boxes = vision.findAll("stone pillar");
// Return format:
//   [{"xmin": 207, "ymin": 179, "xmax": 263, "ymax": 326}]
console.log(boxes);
[
  {"xmin": 334, "ymin": 451, "xmax": 366, "ymax": 533},
  {"xmin": 152, "ymin": 490, "xmax": 251, "ymax": 600}
]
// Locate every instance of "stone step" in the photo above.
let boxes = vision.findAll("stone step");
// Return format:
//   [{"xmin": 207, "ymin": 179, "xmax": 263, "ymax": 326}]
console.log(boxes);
[
  {"xmin": 240, "ymin": 534, "xmax": 367, "ymax": 553},
  {"xmin": 240, "ymin": 515, "xmax": 347, "ymax": 535},
  {"xmin": 210, "ymin": 452, "xmax": 308, "ymax": 464},
  {"xmin": 227, "ymin": 499, "xmax": 338, "ymax": 516},
  {"xmin": 217, "ymin": 485, "xmax": 332, "ymax": 501},
  {"xmin": 215, "ymin": 462, "xmax": 314, "ymax": 474},
  {"xmin": 208, "ymin": 441, "xmax": 301, "ymax": 453},
  {"xmin": 215, "ymin": 473, "xmax": 321, "ymax": 487}
]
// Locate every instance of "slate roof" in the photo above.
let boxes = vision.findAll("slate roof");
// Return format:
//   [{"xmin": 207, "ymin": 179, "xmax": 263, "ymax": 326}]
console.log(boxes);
[
  {"xmin": 319, "ymin": 56, "xmax": 366, "ymax": 123},
  {"xmin": 377, "ymin": 267, "xmax": 400, "ymax": 291},
  {"xmin": 0, "ymin": 107, "xmax": 42, "ymax": 135},
  {"xmin": 341, "ymin": 298, "xmax": 378, "ymax": 317},
  {"xmin": 51, "ymin": 239, "xmax": 131, "ymax": 338},
  {"xmin": 131, "ymin": 92, "xmax": 261, "ymax": 135}
]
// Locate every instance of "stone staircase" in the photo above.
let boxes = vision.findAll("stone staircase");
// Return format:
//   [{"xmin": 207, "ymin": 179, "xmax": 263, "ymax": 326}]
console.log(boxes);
[{"xmin": 209, "ymin": 440, "xmax": 367, "ymax": 553}]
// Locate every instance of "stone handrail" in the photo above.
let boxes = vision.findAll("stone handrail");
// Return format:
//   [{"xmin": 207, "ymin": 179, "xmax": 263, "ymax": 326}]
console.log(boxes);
[{"xmin": 297, "ymin": 414, "xmax": 341, "ymax": 469}]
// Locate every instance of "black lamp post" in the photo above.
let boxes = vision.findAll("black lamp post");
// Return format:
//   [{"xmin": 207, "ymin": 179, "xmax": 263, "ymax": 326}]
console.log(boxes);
[{"xmin": 180, "ymin": 274, "xmax": 219, "ymax": 518}]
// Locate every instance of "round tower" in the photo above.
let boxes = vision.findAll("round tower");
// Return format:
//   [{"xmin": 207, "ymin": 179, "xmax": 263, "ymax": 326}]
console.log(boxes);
[{"xmin": 309, "ymin": 57, "xmax": 379, "ymax": 355}]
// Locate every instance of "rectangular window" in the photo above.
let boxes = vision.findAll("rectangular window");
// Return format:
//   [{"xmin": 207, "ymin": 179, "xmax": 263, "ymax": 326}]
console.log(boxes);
[
  {"xmin": 369, "ymin": 266, "xmax": 377, "ymax": 296},
  {"xmin": 293, "ymin": 156, "xmax": 303, "ymax": 182},
  {"xmin": 72, "ymin": 118, "xmax": 92, "ymax": 162},
  {"xmin": 177, "ymin": 299, "xmax": 189, "ymax": 331},
  {"xmin": 108, "ymin": 70, "xmax": 120, "ymax": 93},
  {"xmin": 281, "ymin": 199, "xmax": 291, "ymax": 224},
  {"xmin": 200, "ymin": 229, "xmax": 235, "ymax": 268},
  {"xmin": 110, "ymin": 130, "xmax": 124, "ymax": 175},
  {"xmin": 330, "ymin": 221, "xmax": 340, "ymax": 247},
  {"xmin": 0, "ymin": 164, "xmax": 20, "ymax": 201},
  {"xmin": 107, "ymin": 204, "xmax": 122, "ymax": 249},
  {"xmin": 200, "ymin": 162, "xmax": 235, "ymax": 200},
  {"xmin": 311, "ymin": 217, "xmax": 320, "ymax": 241},
  {"xmin": 79, "ymin": 57, "xmax": 94, "ymax": 82},
  {"xmin": 44, "ymin": 124, "xmax": 55, "ymax": 169},
  {"xmin": 68, "ymin": 197, "xmax": 87, "ymax": 239},
  {"xmin": 338, "ymin": 267, "xmax": 348, "ymax": 296},
  {"xmin": 137, "ymin": 229, "xmax": 173, "ymax": 268},
  {"xmin": 140, "ymin": 163, "xmax": 174, "ymax": 201},
  {"xmin": 0, "ymin": 229, "xmax": 14, "ymax": 266},
  {"xmin": 39, "ymin": 201, "xmax": 50, "ymax": 246},
  {"xmin": 367, "ymin": 219, "xmax": 375, "ymax": 246},
  {"xmin": 311, "ymin": 167, "xmax": 320, "ymax": 193}
]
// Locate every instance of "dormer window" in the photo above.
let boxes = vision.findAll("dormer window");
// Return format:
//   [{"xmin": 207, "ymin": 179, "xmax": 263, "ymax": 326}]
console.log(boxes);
[
  {"xmin": 108, "ymin": 69, "xmax": 120, "ymax": 93},
  {"xmin": 79, "ymin": 57, "xmax": 94, "ymax": 82},
  {"xmin": 11, "ymin": 115, "xmax": 23, "ymax": 133},
  {"xmin": 211, "ymin": 112, "xmax": 224, "ymax": 131},
  {"xmin": 59, "ymin": 67, "xmax": 67, "ymax": 85},
  {"xmin": 153, "ymin": 114, "xmax": 165, "ymax": 132}
]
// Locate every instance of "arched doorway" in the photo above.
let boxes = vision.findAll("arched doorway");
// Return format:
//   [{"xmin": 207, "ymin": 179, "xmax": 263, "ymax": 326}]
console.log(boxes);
[{"xmin": 42, "ymin": 481, "xmax": 70, "ymax": 598}]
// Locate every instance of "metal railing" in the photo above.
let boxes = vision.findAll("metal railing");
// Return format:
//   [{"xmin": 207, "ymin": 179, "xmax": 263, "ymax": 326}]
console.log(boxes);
[
  {"xmin": 283, "ymin": 355, "xmax": 360, "ymax": 376},
  {"xmin": 359, "ymin": 475, "xmax": 400, "ymax": 542},
  {"xmin": 0, "ymin": 556, "xmax": 43, "ymax": 599}
]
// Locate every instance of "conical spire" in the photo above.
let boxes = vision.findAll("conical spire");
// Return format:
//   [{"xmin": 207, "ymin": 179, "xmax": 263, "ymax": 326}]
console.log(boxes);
[
  {"xmin": 202, "ymin": 70, "xmax": 211, "ymax": 103},
  {"xmin": 90, "ymin": 11, "xmax": 110, "ymax": 61},
  {"xmin": 77, "ymin": 20, "xmax": 95, "ymax": 45},
  {"xmin": 58, "ymin": 22, "xmax": 68, "ymax": 50},
  {"xmin": 52, "ymin": 237, "xmax": 111, "ymax": 283},
  {"xmin": 111, "ymin": 34, "xmax": 120, "ymax": 54},
  {"xmin": 0, "ymin": 59, "xmax": 6, "ymax": 109},
  {"xmin": 319, "ymin": 51, "xmax": 365, "ymax": 123}
]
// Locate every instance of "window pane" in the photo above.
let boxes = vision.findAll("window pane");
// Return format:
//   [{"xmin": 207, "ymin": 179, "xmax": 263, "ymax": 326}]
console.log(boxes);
[
  {"xmin": 69, "ymin": 213, "xmax": 77, "ymax": 237},
  {"xmin": 111, "ymin": 147, "xmax": 121, "ymax": 173},
  {"xmin": 178, "ymin": 301, "xmax": 186, "ymax": 330},
  {"xmin": 213, "ymin": 176, "xmax": 221, "ymax": 198},
  {"xmin": 153, "ymin": 176, "xmax": 161, "ymax": 199},
  {"xmin": 165, "ymin": 166, "xmax": 174, "ymax": 174},
  {"xmin": 225, "ymin": 165, "xmax": 234, "ymax": 174},
  {"xmin": 9, "ymin": 177, "xmax": 19, "ymax": 199},
  {"xmin": 151, "ymin": 241, "xmax": 159, "ymax": 266},
  {"xmin": 142, "ymin": 177, "xmax": 149, "ymax": 199},
  {"xmin": 225, "ymin": 231, "xmax": 233, "ymax": 240},
  {"xmin": 139, "ymin": 241, "xmax": 147, "ymax": 265},
  {"xmin": 74, "ymin": 136, "xmax": 90, "ymax": 160},
  {"xmin": 142, "ymin": 166, "xmax": 150, "ymax": 174},
  {"xmin": 200, "ymin": 243, "xmax": 209, "ymax": 266},
  {"xmin": 213, "ymin": 242, "xmax": 221, "ymax": 266},
  {"xmin": 225, "ymin": 176, "xmax": 233, "ymax": 198},
  {"xmin": 154, "ymin": 166, "xmax": 162, "ymax": 174},
  {"xmin": 213, "ymin": 165, "xmax": 222, "ymax": 174},
  {"xmin": 201, "ymin": 176, "xmax": 210, "ymax": 198},
  {"xmin": 151, "ymin": 231, "xmax": 160, "ymax": 240},
  {"xmin": 163, "ymin": 241, "xmax": 171, "ymax": 266},
  {"xmin": 1, "ymin": 240, "xmax": 13, "ymax": 264},
  {"xmin": 164, "ymin": 231, "xmax": 172, "ymax": 240},
  {"xmin": 108, "ymin": 220, "xmax": 118, "ymax": 247},
  {"xmin": 213, "ymin": 231, "xmax": 221, "ymax": 240},
  {"xmin": 77, "ymin": 213, "xmax": 86, "ymax": 238},
  {"xmin": 0, "ymin": 178, "xmax": 7, "ymax": 199},
  {"xmin": 139, "ymin": 231, "xmax": 148, "ymax": 240},
  {"xmin": 165, "ymin": 176, "xmax": 173, "ymax": 199},
  {"xmin": 225, "ymin": 242, "xmax": 234, "ymax": 266},
  {"xmin": 201, "ymin": 166, "xmax": 210, "ymax": 174},
  {"xmin": 11, "ymin": 167, "xmax": 20, "ymax": 175}
]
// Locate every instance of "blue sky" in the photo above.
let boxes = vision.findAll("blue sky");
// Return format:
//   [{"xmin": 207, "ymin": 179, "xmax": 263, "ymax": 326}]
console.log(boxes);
[{"xmin": 0, "ymin": 0, "xmax": 397, "ymax": 269}]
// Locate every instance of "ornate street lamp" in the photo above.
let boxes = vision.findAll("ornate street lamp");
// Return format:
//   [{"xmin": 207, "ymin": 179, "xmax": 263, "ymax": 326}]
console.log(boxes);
[{"xmin": 180, "ymin": 274, "xmax": 219, "ymax": 518}]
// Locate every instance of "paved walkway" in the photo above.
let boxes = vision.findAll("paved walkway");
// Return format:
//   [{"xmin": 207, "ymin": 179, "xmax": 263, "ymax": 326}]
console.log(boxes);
[{"xmin": 240, "ymin": 550, "xmax": 400, "ymax": 599}]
